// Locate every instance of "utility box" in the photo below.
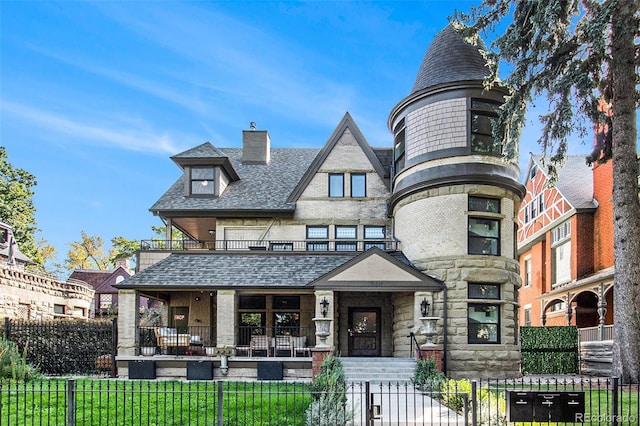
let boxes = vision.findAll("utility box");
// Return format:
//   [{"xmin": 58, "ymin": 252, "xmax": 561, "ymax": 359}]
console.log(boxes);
[
  {"xmin": 187, "ymin": 361, "xmax": 214, "ymax": 380},
  {"xmin": 507, "ymin": 391, "xmax": 584, "ymax": 423},
  {"xmin": 257, "ymin": 361, "xmax": 283, "ymax": 380},
  {"xmin": 128, "ymin": 360, "xmax": 156, "ymax": 379}
]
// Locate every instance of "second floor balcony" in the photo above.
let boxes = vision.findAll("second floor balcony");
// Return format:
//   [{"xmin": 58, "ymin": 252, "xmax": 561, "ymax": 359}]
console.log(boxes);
[{"xmin": 140, "ymin": 239, "xmax": 401, "ymax": 253}]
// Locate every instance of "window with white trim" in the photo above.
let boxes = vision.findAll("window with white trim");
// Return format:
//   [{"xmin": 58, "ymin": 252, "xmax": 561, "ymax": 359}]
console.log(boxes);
[{"xmin": 551, "ymin": 220, "xmax": 571, "ymax": 286}]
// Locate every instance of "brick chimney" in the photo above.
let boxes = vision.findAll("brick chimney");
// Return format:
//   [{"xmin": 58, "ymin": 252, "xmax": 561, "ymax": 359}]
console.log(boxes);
[{"xmin": 242, "ymin": 122, "xmax": 270, "ymax": 165}]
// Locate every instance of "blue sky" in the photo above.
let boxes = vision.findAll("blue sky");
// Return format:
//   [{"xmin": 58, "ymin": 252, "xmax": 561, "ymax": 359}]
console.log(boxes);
[{"xmin": 1, "ymin": 1, "xmax": 592, "ymax": 269}]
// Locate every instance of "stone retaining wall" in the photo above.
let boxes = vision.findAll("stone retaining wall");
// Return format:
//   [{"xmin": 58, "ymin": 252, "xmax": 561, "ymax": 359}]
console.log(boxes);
[{"xmin": 580, "ymin": 340, "xmax": 612, "ymax": 376}]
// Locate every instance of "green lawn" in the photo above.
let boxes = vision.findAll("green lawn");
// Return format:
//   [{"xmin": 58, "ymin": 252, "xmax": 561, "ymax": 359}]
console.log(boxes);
[{"xmin": 0, "ymin": 379, "xmax": 313, "ymax": 426}]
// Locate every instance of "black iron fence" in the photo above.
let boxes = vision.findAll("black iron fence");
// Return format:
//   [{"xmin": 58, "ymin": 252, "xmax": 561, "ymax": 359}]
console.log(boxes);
[
  {"xmin": 3, "ymin": 318, "xmax": 116, "ymax": 377},
  {"xmin": 1, "ymin": 377, "xmax": 638, "ymax": 425}
]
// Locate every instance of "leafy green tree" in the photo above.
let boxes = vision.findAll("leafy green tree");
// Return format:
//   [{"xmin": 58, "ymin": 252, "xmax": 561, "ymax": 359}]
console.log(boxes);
[
  {"xmin": 460, "ymin": 0, "xmax": 639, "ymax": 381},
  {"xmin": 0, "ymin": 146, "xmax": 42, "ymax": 263},
  {"xmin": 110, "ymin": 236, "xmax": 140, "ymax": 265},
  {"xmin": 65, "ymin": 231, "xmax": 114, "ymax": 270}
]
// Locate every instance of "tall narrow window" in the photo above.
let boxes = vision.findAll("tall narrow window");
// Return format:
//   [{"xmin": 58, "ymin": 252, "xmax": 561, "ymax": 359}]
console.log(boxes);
[
  {"xmin": 351, "ymin": 174, "xmax": 366, "ymax": 197},
  {"xmin": 468, "ymin": 196, "xmax": 501, "ymax": 256},
  {"xmin": 524, "ymin": 257, "xmax": 532, "ymax": 287},
  {"xmin": 393, "ymin": 118, "xmax": 406, "ymax": 176},
  {"xmin": 470, "ymin": 99, "xmax": 502, "ymax": 155},
  {"xmin": 191, "ymin": 167, "xmax": 215, "ymax": 195},
  {"xmin": 468, "ymin": 283, "xmax": 501, "ymax": 344},
  {"xmin": 329, "ymin": 174, "xmax": 344, "ymax": 197}
]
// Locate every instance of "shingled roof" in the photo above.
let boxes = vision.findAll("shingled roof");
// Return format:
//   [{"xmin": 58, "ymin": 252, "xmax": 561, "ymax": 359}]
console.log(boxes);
[
  {"xmin": 116, "ymin": 252, "xmax": 360, "ymax": 289},
  {"xmin": 411, "ymin": 24, "xmax": 490, "ymax": 94},
  {"xmin": 150, "ymin": 147, "xmax": 320, "ymax": 214},
  {"xmin": 531, "ymin": 155, "xmax": 596, "ymax": 210}
]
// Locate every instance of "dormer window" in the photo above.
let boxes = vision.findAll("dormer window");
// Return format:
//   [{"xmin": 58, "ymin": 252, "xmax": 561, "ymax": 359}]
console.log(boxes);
[{"xmin": 190, "ymin": 167, "xmax": 215, "ymax": 195}]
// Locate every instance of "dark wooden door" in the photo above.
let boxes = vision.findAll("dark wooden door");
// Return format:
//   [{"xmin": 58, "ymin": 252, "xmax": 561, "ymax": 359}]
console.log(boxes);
[
  {"xmin": 348, "ymin": 307, "xmax": 381, "ymax": 356},
  {"xmin": 171, "ymin": 306, "xmax": 189, "ymax": 333}
]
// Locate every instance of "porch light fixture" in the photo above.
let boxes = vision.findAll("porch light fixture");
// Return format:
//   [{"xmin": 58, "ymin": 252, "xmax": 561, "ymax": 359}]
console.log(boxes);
[
  {"xmin": 420, "ymin": 298, "xmax": 430, "ymax": 317},
  {"xmin": 320, "ymin": 297, "xmax": 330, "ymax": 317}
]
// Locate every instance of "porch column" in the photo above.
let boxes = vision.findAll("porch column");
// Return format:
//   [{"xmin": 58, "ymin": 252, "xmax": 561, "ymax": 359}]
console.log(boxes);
[
  {"xmin": 313, "ymin": 290, "xmax": 334, "ymax": 347},
  {"xmin": 216, "ymin": 290, "xmax": 236, "ymax": 348},
  {"xmin": 117, "ymin": 289, "xmax": 140, "ymax": 356},
  {"xmin": 597, "ymin": 283, "xmax": 607, "ymax": 341},
  {"xmin": 165, "ymin": 218, "xmax": 173, "ymax": 241}
]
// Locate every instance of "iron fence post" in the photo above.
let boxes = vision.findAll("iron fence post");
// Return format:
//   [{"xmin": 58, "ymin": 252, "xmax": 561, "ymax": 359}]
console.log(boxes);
[
  {"xmin": 111, "ymin": 317, "xmax": 118, "ymax": 378},
  {"xmin": 4, "ymin": 317, "xmax": 10, "ymax": 340},
  {"xmin": 67, "ymin": 379, "xmax": 75, "ymax": 426},
  {"xmin": 612, "ymin": 376, "xmax": 619, "ymax": 426},
  {"xmin": 365, "ymin": 381, "xmax": 372, "ymax": 426},
  {"xmin": 471, "ymin": 380, "xmax": 477, "ymax": 426},
  {"xmin": 217, "ymin": 381, "xmax": 223, "ymax": 426}
]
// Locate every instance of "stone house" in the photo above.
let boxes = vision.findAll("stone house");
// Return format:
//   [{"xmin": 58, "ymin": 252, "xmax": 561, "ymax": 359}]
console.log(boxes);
[
  {"xmin": 116, "ymin": 24, "xmax": 524, "ymax": 380},
  {"xmin": 0, "ymin": 221, "xmax": 94, "ymax": 320}
]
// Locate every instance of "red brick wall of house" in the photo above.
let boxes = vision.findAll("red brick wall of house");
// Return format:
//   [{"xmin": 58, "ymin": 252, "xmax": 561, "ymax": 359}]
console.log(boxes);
[
  {"xmin": 592, "ymin": 161, "xmax": 615, "ymax": 270},
  {"xmin": 519, "ymin": 239, "xmax": 547, "ymax": 326},
  {"xmin": 574, "ymin": 213, "xmax": 595, "ymax": 280}
]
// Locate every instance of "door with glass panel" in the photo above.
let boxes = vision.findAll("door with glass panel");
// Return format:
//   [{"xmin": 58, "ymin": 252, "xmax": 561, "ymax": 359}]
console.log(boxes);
[{"xmin": 348, "ymin": 307, "xmax": 381, "ymax": 356}]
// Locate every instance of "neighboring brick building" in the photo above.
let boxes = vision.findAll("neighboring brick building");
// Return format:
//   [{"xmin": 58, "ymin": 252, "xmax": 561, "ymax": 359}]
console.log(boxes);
[
  {"xmin": 68, "ymin": 261, "xmax": 132, "ymax": 317},
  {"xmin": 116, "ymin": 24, "xmax": 525, "ymax": 379},
  {"xmin": 517, "ymin": 155, "xmax": 614, "ymax": 338}
]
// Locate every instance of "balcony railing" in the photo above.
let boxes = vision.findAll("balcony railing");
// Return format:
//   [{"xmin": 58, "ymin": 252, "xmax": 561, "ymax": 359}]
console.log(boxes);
[{"xmin": 140, "ymin": 239, "xmax": 401, "ymax": 252}]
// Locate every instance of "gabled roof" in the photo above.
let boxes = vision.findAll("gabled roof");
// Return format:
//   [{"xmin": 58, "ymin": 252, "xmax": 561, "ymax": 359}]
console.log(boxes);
[
  {"xmin": 150, "ymin": 147, "xmax": 320, "ymax": 216},
  {"xmin": 0, "ymin": 221, "xmax": 34, "ymax": 265},
  {"xmin": 310, "ymin": 248, "xmax": 445, "ymax": 292},
  {"xmin": 69, "ymin": 266, "xmax": 131, "ymax": 294},
  {"xmin": 170, "ymin": 142, "xmax": 240, "ymax": 181},
  {"xmin": 287, "ymin": 112, "xmax": 388, "ymax": 202},
  {"xmin": 411, "ymin": 24, "xmax": 490, "ymax": 94},
  {"xmin": 528, "ymin": 155, "xmax": 596, "ymax": 210}
]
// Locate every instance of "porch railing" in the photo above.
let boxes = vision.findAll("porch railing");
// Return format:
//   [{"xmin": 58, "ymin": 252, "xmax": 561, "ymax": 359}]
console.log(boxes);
[
  {"xmin": 138, "ymin": 325, "xmax": 215, "ymax": 356},
  {"xmin": 237, "ymin": 326, "xmax": 314, "ymax": 357},
  {"xmin": 579, "ymin": 324, "xmax": 614, "ymax": 342},
  {"xmin": 140, "ymin": 239, "xmax": 401, "ymax": 252}
]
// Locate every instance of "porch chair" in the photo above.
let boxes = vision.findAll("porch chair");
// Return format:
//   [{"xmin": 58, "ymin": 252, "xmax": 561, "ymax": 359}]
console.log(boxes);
[
  {"xmin": 292, "ymin": 336, "xmax": 309, "ymax": 357},
  {"xmin": 274, "ymin": 335, "xmax": 293, "ymax": 357},
  {"xmin": 249, "ymin": 335, "xmax": 270, "ymax": 357}
]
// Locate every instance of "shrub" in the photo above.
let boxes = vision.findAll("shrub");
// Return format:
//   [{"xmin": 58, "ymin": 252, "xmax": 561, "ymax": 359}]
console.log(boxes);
[
  {"xmin": 0, "ymin": 338, "xmax": 39, "ymax": 381},
  {"xmin": 306, "ymin": 354, "xmax": 352, "ymax": 425},
  {"xmin": 440, "ymin": 378, "xmax": 507, "ymax": 426},
  {"xmin": 413, "ymin": 357, "xmax": 446, "ymax": 392}
]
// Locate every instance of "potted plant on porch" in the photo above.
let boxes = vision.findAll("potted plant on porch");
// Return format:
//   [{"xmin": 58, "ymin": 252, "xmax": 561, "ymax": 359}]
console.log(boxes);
[
  {"xmin": 139, "ymin": 327, "xmax": 157, "ymax": 356},
  {"xmin": 204, "ymin": 341, "xmax": 216, "ymax": 357}
]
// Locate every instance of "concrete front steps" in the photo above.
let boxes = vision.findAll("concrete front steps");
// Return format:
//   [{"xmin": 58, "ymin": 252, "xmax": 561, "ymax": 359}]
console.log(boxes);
[{"xmin": 340, "ymin": 357, "xmax": 417, "ymax": 384}]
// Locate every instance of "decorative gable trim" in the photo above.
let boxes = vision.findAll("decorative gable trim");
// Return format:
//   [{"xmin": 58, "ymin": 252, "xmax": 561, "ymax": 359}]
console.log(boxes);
[
  {"xmin": 309, "ymin": 247, "xmax": 444, "ymax": 292},
  {"xmin": 286, "ymin": 112, "xmax": 387, "ymax": 203}
]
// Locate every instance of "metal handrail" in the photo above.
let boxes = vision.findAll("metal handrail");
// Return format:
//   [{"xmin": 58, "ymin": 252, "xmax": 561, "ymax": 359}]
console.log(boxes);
[{"xmin": 408, "ymin": 331, "xmax": 423, "ymax": 360}]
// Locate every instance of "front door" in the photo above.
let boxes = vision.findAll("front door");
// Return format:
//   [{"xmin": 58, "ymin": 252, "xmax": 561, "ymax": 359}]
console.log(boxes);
[
  {"xmin": 171, "ymin": 306, "xmax": 189, "ymax": 333},
  {"xmin": 348, "ymin": 307, "xmax": 381, "ymax": 356}
]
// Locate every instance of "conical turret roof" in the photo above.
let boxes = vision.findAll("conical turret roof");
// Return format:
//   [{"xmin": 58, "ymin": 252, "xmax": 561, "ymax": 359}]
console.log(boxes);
[{"xmin": 411, "ymin": 24, "xmax": 490, "ymax": 93}]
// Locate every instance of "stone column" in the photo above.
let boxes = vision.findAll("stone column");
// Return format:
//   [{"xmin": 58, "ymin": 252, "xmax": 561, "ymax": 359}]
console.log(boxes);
[
  {"xmin": 313, "ymin": 290, "xmax": 334, "ymax": 347},
  {"xmin": 117, "ymin": 289, "xmax": 139, "ymax": 356},
  {"xmin": 216, "ymin": 290, "xmax": 236, "ymax": 348}
]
